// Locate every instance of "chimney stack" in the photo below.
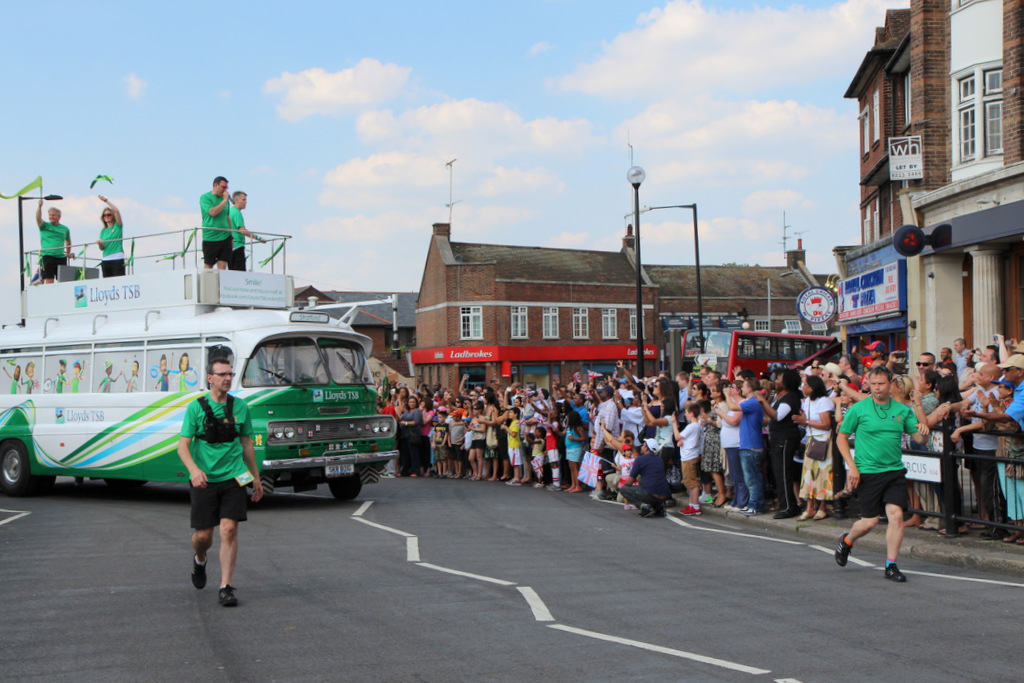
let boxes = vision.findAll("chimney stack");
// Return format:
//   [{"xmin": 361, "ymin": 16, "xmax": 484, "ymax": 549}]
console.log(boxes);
[
  {"xmin": 622, "ymin": 224, "xmax": 635, "ymax": 250},
  {"xmin": 433, "ymin": 222, "xmax": 451, "ymax": 238}
]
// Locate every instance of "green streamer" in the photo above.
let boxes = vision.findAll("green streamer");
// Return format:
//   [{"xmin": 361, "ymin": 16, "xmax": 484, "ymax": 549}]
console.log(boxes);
[
  {"xmin": 0, "ymin": 176, "xmax": 42, "ymax": 200},
  {"xmin": 259, "ymin": 242, "xmax": 285, "ymax": 267}
]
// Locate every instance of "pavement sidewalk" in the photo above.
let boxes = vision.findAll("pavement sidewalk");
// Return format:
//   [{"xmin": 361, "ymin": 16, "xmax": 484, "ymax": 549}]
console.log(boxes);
[{"xmin": 677, "ymin": 500, "xmax": 1024, "ymax": 578}]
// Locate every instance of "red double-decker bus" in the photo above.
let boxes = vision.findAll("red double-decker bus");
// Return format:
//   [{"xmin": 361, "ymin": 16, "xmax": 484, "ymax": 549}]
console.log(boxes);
[{"xmin": 682, "ymin": 328, "xmax": 841, "ymax": 380}]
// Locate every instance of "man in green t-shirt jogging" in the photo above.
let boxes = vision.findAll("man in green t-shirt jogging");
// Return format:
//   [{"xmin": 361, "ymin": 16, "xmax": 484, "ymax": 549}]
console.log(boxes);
[
  {"xmin": 834, "ymin": 365, "xmax": 930, "ymax": 582},
  {"xmin": 199, "ymin": 176, "xmax": 233, "ymax": 270},
  {"xmin": 177, "ymin": 357, "xmax": 263, "ymax": 606},
  {"xmin": 34, "ymin": 199, "xmax": 72, "ymax": 284}
]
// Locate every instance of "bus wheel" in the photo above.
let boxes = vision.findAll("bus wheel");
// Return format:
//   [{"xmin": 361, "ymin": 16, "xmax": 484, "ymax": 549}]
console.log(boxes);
[
  {"xmin": 327, "ymin": 477, "xmax": 362, "ymax": 501},
  {"xmin": 0, "ymin": 440, "xmax": 37, "ymax": 497},
  {"xmin": 103, "ymin": 478, "xmax": 147, "ymax": 490}
]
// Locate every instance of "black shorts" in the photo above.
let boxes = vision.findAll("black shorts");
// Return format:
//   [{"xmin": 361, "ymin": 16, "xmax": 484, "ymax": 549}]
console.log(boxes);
[
  {"xmin": 229, "ymin": 247, "xmax": 246, "ymax": 271},
  {"xmin": 855, "ymin": 468, "xmax": 909, "ymax": 518},
  {"xmin": 41, "ymin": 255, "xmax": 67, "ymax": 279},
  {"xmin": 190, "ymin": 478, "xmax": 249, "ymax": 529},
  {"xmin": 202, "ymin": 238, "xmax": 233, "ymax": 266},
  {"xmin": 101, "ymin": 259, "xmax": 125, "ymax": 277}
]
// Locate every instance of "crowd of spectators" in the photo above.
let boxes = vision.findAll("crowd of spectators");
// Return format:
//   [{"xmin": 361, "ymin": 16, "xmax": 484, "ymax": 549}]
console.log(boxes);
[{"xmin": 375, "ymin": 333, "xmax": 1024, "ymax": 536}]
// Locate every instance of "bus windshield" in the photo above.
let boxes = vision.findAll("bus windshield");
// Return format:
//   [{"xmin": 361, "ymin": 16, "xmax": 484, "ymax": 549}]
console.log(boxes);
[
  {"xmin": 241, "ymin": 337, "xmax": 370, "ymax": 387},
  {"xmin": 684, "ymin": 330, "xmax": 732, "ymax": 357}
]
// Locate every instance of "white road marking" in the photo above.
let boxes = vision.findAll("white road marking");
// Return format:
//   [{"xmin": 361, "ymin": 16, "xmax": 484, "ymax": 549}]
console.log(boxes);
[
  {"xmin": 775, "ymin": 678, "xmax": 804, "ymax": 682},
  {"xmin": 516, "ymin": 586, "xmax": 554, "ymax": 622},
  {"xmin": 884, "ymin": 568, "xmax": 1024, "ymax": 588},
  {"xmin": 406, "ymin": 537, "xmax": 420, "ymax": 562},
  {"xmin": 0, "ymin": 509, "xmax": 30, "ymax": 527},
  {"xmin": 548, "ymin": 624, "xmax": 771, "ymax": 675},
  {"xmin": 667, "ymin": 514, "xmax": 804, "ymax": 545},
  {"xmin": 351, "ymin": 517, "xmax": 414, "ymax": 538},
  {"xmin": 808, "ymin": 544, "xmax": 874, "ymax": 568},
  {"xmin": 416, "ymin": 562, "xmax": 516, "ymax": 586},
  {"xmin": 352, "ymin": 500, "xmax": 373, "ymax": 517}
]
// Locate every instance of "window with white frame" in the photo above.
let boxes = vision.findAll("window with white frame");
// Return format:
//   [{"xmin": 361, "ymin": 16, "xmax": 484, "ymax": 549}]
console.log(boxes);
[
  {"xmin": 872, "ymin": 90, "xmax": 880, "ymax": 142},
  {"xmin": 572, "ymin": 308, "xmax": 589, "ymax": 339},
  {"xmin": 601, "ymin": 309, "xmax": 617, "ymax": 339},
  {"xmin": 784, "ymin": 320, "xmax": 803, "ymax": 333},
  {"xmin": 955, "ymin": 67, "xmax": 1003, "ymax": 164},
  {"xmin": 754, "ymin": 319, "xmax": 771, "ymax": 332},
  {"xmin": 985, "ymin": 69, "xmax": 1003, "ymax": 155},
  {"xmin": 460, "ymin": 306, "xmax": 482, "ymax": 340},
  {"xmin": 510, "ymin": 306, "xmax": 528, "ymax": 339},
  {"xmin": 863, "ymin": 210, "xmax": 873, "ymax": 244},
  {"xmin": 860, "ymin": 107, "xmax": 870, "ymax": 154},
  {"xmin": 873, "ymin": 201, "xmax": 880, "ymax": 241},
  {"xmin": 904, "ymin": 71, "xmax": 912, "ymax": 123},
  {"xmin": 542, "ymin": 307, "xmax": 558, "ymax": 339},
  {"xmin": 629, "ymin": 309, "xmax": 643, "ymax": 339}
]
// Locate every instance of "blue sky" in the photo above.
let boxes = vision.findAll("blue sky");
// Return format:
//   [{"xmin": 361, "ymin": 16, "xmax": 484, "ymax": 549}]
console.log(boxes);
[{"xmin": 1, "ymin": 0, "xmax": 905, "ymax": 325}]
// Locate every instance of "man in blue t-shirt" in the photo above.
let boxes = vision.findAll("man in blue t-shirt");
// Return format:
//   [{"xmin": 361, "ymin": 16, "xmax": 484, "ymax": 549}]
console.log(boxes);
[
  {"xmin": 726, "ymin": 379, "xmax": 766, "ymax": 516},
  {"xmin": 617, "ymin": 438, "xmax": 672, "ymax": 517}
]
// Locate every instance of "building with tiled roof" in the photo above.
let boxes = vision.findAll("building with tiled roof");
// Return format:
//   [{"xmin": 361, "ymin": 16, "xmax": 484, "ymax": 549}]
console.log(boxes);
[{"xmin": 412, "ymin": 222, "xmax": 828, "ymax": 391}]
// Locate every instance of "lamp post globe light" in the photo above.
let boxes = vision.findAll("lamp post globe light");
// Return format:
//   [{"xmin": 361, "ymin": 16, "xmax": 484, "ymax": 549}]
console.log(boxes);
[{"xmin": 627, "ymin": 166, "xmax": 646, "ymax": 377}]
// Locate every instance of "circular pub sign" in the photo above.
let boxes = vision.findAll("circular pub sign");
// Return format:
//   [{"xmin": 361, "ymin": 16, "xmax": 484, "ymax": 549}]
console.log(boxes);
[{"xmin": 796, "ymin": 287, "xmax": 836, "ymax": 325}]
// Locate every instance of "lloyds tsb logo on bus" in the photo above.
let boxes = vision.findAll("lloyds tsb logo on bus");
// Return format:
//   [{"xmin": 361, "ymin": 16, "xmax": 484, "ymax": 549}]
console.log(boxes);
[{"xmin": 72, "ymin": 283, "xmax": 143, "ymax": 308}]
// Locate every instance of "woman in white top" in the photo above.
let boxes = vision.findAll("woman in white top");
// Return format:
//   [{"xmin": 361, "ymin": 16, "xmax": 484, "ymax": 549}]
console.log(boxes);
[
  {"xmin": 715, "ymin": 380, "xmax": 746, "ymax": 511},
  {"xmin": 793, "ymin": 374, "xmax": 836, "ymax": 520}
]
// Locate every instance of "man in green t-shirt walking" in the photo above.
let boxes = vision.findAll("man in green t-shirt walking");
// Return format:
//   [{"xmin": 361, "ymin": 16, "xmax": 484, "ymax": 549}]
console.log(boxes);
[
  {"xmin": 834, "ymin": 366, "xmax": 930, "ymax": 582},
  {"xmin": 34, "ymin": 199, "xmax": 72, "ymax": 284},
  {"xmin": 199, "ymin": 176, "xmax": 233, "ymax": 270},
  {"xmin": 177, "ymin": 357, "xmax": 263, "ymax": 606}
]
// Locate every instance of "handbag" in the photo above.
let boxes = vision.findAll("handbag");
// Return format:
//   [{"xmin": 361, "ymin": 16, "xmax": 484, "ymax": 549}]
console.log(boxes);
[
  {"xmin": 485, "ymin": 425, "xmax": 498, "ymax": 449},
  {"xmin": 805, "ymin": 436, "xmax": 830, "ymax": 462}
]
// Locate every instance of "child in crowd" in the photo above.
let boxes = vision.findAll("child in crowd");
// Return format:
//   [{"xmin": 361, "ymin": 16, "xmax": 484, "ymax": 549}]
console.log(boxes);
[
  {"xmin": 503, "ymin": 406, "xmax": 524, "ymax": 486},
  {"xmin": 564, "ymin": 409, "xmax": 586, "ymax": 492},
  {"xmin": 530, "ymin": 426, "xmax": 547, "ymax": 487},
  {"xmin": 544, "ymin": 422, "xmax": 562, "ymax": 491},
  {"xmin": 448, "ymin": 407, "xmax": 466, "ymax": 479},
  {"xmin": 433, "ymin": 405, "xmax": 450, "ymax": 477},
  {"xmin": 676, "ymin": 401, "xmax": 705, "ymax": 516},
  {"xmin": 602, "ymin": 426, "xmax": 638, "ymax": 510}
]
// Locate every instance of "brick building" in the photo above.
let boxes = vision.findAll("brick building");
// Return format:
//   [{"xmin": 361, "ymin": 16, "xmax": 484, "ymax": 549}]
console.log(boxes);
[
  {"xmin": 412, "ymin": 223, "xmax": 819, "ymax": 391},
  {"xmin": 845, "ymin": 0, "xmax": 1024, "ymax": 355}
]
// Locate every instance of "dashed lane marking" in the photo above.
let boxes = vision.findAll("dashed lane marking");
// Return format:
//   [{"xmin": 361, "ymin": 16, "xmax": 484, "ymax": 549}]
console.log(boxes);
[
  {"xmin": 351, "ymin": 517, "xmax": 414, "ymax": 538},
  {"xmin": 406, "ymin": 537, "xmax": 420, "ymax": 562},
  {"xmin": 352, "ymin": 500, "xmax": 373, "ymax": 517},
  {"xmin": 517, "ymin": 587, "xmax": 554, "ymax": 622},
  {"xmin": 548, "ymin": 624, "xmax": 771, "ymax": 675},
  {"xmin": 415, "ymin": 562, "xmax": 516, "ymax": 586},
  {"xmin": 0, "ymin": 509, "xmax": 31, "ymax": 527}
]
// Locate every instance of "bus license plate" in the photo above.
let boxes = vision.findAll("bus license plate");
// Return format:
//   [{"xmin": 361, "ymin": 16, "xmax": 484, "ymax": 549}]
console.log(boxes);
[{"xmin": 325, "ymin": 463, "xmax": 354, "ymax": 478}]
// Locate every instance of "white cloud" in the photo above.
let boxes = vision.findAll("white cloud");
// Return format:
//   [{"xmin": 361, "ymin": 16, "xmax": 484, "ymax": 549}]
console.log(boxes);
[
  {"xmin": 741, "ymin": 190, "xmax": 816, "ymax": 217},
  {"xmin": 547, "ymin": 231, "xmax": 590, "ymax": 248},
  {"xmin": 248, "ymin": 165, "xmax": 276, "ymax": 178},
  {"xmin": 476, "ymin": 166, "xmax": 565, "ymax": 197},
  {"xmin": 527, "ymin": 41, "xmax": 551, "ymax": 57},
  {"xmin": 557, "ymin": 0, "xmax": 905, "ymax": 98},
  {"xmin": 123, "ymin": 73, "xmax": 147, "ymax": 100},
  {"xmin": 356, "ymin": 98, "xmax": 600, "ymax": 156},
  {"xmin": 263, "ymin": 58, "xmax": 411, "ymax": 121}
]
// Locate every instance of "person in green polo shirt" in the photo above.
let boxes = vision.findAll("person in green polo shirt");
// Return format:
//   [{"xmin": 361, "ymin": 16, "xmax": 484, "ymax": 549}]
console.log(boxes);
[
  {"xmin": 834, "ymin": 365, "xmax": 930, "ymax": 583},
  {"xmin": 95, "ymin": 195, "xmax": 125, "ymax": 277},
  {"xmin": 199, "ymin": 176, "xmax": 233, "ymax": 270},
  {"xmin": 34, "ymin": 199, "xmax": 72, "ymax": 284},
  {"xmin": 177, "ymin": 356, "xmax": 263, "ymax": 607},
  {"xmin": 227, "ymin": 191, "xmax": 263, "ymax": 271}
]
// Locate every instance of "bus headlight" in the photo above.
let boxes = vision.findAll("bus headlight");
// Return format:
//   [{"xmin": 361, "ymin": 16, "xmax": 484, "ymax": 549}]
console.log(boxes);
[{"xmin": 284, "ymin": 426, "xmax": 296, "ymax": 439}]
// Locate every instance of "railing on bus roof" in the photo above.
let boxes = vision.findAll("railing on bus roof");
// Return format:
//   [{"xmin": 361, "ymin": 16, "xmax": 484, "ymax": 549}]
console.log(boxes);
[{"xmin": 24, "ymin": 226, "xmax": 290, "ymax": 277}]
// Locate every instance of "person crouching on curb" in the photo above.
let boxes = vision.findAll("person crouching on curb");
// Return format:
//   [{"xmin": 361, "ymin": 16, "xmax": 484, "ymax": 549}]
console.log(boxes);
[
  {"xmin": 177, "ymin": 357, "xmax": 263, "ymax": 607},
  {"xmin": 617, "ymin": 437, "xmax": 672, "ymax": 518},
  {"xmin": 834, "ymin": 365, "xmax": 929, "ymax": 583}
]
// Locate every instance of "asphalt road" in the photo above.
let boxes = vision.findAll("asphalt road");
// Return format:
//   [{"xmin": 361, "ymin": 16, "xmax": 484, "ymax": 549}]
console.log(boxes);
[{"xmin": 2, "ymin": 477, "xmax": 1022, "ymax": 682}]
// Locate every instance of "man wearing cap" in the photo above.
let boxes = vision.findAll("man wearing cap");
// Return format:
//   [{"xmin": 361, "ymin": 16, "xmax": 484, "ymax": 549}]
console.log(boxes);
[
  {"xmin": 861, "ymin": 340, "xmax": 887, "ymax": 368},
  {"xmin": 965, "ymin": 355, "xmax": 1024, "ymax": 431},
  {"xmin": 617, "ymin": 438, "xmax": 672, "ymax": 517}
]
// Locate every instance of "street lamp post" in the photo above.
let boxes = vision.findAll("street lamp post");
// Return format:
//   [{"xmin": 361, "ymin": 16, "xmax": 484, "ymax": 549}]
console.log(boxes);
[
  {"xmin": 627, "ymin": 166, "xmax": 646, "ymax": 377},
  {"xmin": 642, "ymin": 203, "xmax": 704, "ymax": 354}
]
